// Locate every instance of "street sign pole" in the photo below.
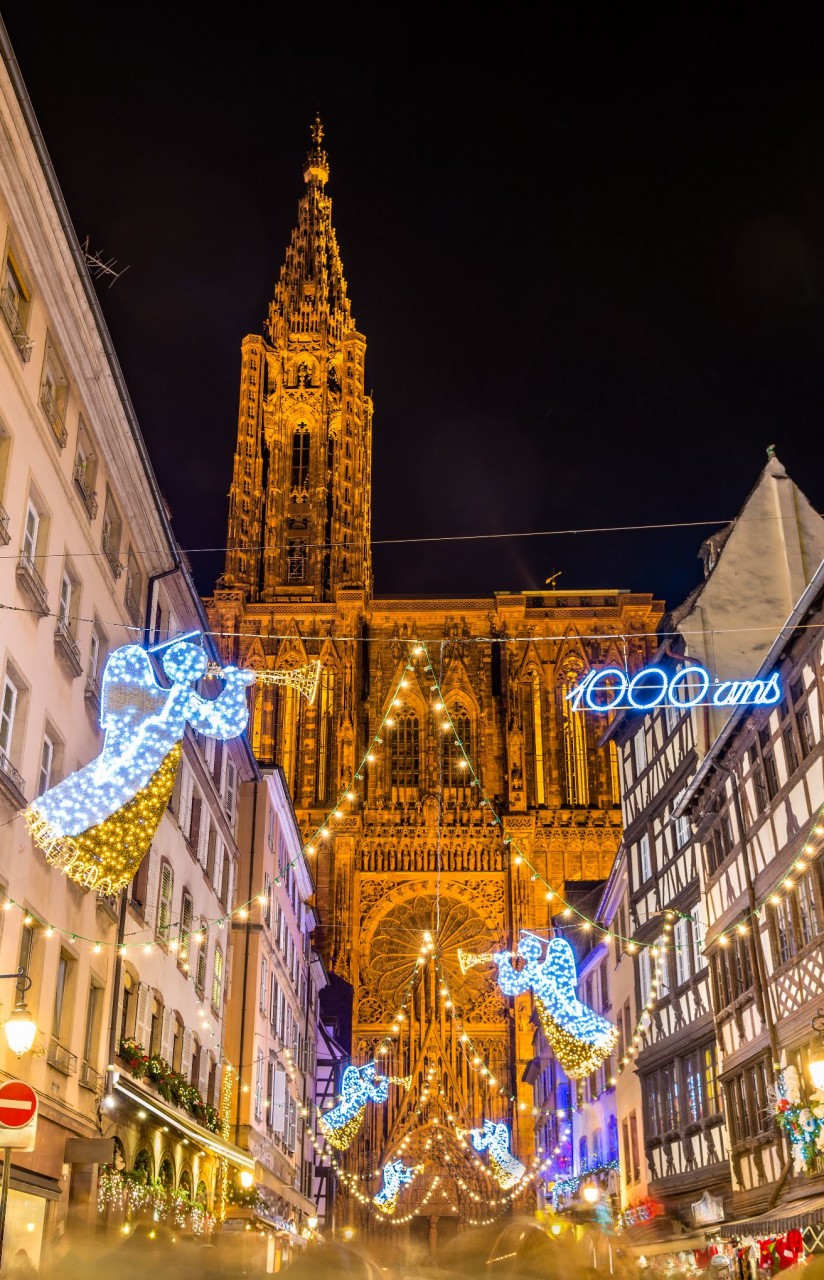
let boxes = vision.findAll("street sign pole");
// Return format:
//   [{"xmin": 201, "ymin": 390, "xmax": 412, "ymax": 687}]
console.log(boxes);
[{"xmin": 0, "ymin": 1146, "xmax": 12, "ymax": 1271}]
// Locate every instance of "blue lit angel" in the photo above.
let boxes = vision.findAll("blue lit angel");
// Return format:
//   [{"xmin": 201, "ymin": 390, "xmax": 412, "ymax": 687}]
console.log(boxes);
[
  {"xmin": 24, "ymin": 640, "xmax": 255, "ymax": 893},
  {"xmin": 470, "ymin": 1120, "xmax": 526, "ymax": 1190},
  {"xmin": 373, "ymin": 1159, "xmax": 416, "ymax": 1215},
  {"xmin": 493, "ymin": 932, "xmax": 618, "ymax": 1079},
  {"xmin": 317, "ymin": 1062, "xmax": 394, "ymax": 1151}
]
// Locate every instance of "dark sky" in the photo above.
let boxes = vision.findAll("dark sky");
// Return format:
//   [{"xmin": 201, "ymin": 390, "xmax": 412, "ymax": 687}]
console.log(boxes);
[{"xmin": 5, "ymin": 9, "xmax": 824, "ymax": 609}]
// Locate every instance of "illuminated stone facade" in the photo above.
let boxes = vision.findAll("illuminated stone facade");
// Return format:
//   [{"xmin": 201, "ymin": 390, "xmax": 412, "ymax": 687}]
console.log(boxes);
[{"xmin": 205, "ymin": 120, "xmax": 664, "ymax": 1230}]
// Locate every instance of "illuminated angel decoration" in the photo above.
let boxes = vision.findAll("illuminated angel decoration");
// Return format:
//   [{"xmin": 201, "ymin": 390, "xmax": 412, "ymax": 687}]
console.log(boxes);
[
  {"xmin": 24, "ymin": 640, "xmax": 255, "ymax": 893},
  {"xmin": 493, "ymin": 932, "xmax": 618, "ymax": 1079},
  {"xmin": 317, "ymin": 1061, "xmax": 403, "ymax": 1152},
  {"xmin": 373, "ymin": 1160, "xmax": 416, "ymax": 1215},
  {"xmin": 469, "ymin": 1120, "xmax": 526, "ymax": 1191}
]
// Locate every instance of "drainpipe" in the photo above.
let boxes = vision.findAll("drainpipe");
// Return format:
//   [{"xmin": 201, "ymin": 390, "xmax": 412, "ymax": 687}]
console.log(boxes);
[{"xmin": 235, "ymin": 784, "xmax": 258, "ymax": 1145}]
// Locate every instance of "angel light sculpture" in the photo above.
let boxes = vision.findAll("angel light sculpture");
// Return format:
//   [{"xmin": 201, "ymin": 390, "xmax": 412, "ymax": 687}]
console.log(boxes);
[
  {"xmin": 373, "ymin": 1159, "xmax": 416, "ymax": 1215},
  {"xmin": 317, "ymin": 1061, "xmax": 408, "ymax": 1152},
  {"xmin": 24, "ymin": 639, "xmax": 255, "ymax": 893},
  {"xmin": 492, "ymin": 931, "xmax": 618, "ymax": 1079},
  {"xmin": 470, "ymin": 1120, "xmax": 526, "ymax": 1190}
]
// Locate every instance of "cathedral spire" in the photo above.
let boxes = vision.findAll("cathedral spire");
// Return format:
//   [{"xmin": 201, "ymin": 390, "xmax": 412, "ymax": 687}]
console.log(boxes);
[{"xmin": 303, "ymin": 113, "xmax": 329, "ymax": 187}]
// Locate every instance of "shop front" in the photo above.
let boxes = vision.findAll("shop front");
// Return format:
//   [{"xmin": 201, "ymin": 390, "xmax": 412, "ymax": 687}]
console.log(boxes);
[{"xmin": 716, "ymin": 1193, "xmax": 824, "ymax": 1274}]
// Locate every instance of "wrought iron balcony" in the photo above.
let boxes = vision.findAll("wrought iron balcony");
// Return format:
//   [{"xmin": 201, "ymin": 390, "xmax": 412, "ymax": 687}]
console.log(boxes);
[
  {"xmin": 47, "ymin": 1038, "xmax": 78, "ymax": 1076},
  {"xmin": 79, "ymin": 1061, "xmax": 102, "ymax": 1092},
  {"xmin": 101, "ymin": 536, "xmax": 123, "ymax": 579},
  {"xmin": 124, "ymin": 584, "xmax": 141, "ymax": 627},
  {"xmin": 0, "ymin": 286, "xmax": 32, "ymax": 361},
  {"xmin": 85, "ymin": 672, "xmax": 101, "ymax": 714},
  {"xmin": 40, "ymin": 386, "xmax": 67, "ymax": 449},
  {"xmin": 0, "ymin": 746, "xmax": 25, "ymax": 805},
  {"xmin": 16, "ymin": 552, "xmax": 49, "ymax": 616},
  {"xmin": 54, "ymin": 617, "xmax": 83, "ymax": 678},
  {"xmin": 72, "ymin": 462, "xmax": 98, "ymax": 519},
  {"xmin": 0, "ymin": 503, "xmax": 9, "ymax": 546}
]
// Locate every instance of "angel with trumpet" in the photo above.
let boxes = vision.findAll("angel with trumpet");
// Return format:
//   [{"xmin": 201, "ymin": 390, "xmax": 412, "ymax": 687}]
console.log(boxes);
[{"xmin": 460, "ymin": 930, "xmax": 617, "ymax": 1079}]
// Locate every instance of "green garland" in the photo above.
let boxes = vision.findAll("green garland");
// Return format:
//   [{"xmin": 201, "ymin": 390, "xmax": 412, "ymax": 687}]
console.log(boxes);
[{"xmin": 119, "ymin": 1038, "xmax": 221, "ymax": 1133}]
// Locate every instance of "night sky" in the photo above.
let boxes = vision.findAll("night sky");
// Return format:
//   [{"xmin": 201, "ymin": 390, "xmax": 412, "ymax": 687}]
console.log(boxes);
[{"xmin": 4, "ymin": 9, "xmax": 824, "ymax": 612}]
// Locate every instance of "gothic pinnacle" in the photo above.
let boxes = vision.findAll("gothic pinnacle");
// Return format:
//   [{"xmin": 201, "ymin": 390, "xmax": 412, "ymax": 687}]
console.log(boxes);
[{"xmin": 304, "ymin": 112, "xmax": 329, "ymax": 187}]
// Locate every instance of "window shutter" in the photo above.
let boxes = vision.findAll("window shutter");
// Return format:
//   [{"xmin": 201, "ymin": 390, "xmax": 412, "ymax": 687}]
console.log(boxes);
[
  {"xmin": 198, "ymin": 1050, "xmax": 212, "ymax": 1098},
  {"xmin": 190, "ymin": 794, "xmax": 202, "ymax": 852},
  {"xmin": 144, "ymin": 849, "xmax": 161, "ymax": 933},
  {"xmin": 160, "ymin": 1007, "xmax": 176, "ymax": 1063},
  {"xmin": 178, "ymin": 768, "xmax": 193, "ymax": 831},
  {"xmin": 272, "ymin": 1068, "xmax": 287, "ymax": 1134},
  {"xmin": 181, "ymin": 1028, "xmax": 194, "ymax": 1082},
  {"xmin": 134, "ymin": 983, "xmax": 153, "ymax": 1050}
]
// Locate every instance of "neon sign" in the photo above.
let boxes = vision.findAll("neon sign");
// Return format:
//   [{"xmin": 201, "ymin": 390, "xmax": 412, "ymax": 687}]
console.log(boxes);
[{"xmin": 565, "ymin": 665, "xmax": 781, "ymax": 713}]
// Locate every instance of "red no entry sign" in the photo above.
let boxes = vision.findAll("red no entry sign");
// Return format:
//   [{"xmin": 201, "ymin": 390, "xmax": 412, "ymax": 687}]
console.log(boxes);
[{"xmin": 0, "ymin": 1081, "xmax": 37, "ymax": 1129}]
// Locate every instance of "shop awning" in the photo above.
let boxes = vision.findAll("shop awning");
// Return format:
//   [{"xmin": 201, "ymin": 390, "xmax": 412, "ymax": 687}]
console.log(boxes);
[
  {"xmin": 623, "ymin": 1233, "xmax": 709, "ymax": 1258},
  {"xmin": 717, "ymin": 1193, "xmax": 824, "ymax": 1239},
  {"xmin": 113, "ymin": 1074, "xmax": 254, "ymax": 1171}
]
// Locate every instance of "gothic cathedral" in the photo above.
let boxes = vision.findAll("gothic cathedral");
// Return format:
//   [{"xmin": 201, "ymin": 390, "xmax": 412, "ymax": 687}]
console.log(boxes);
[{"xmin": 205, "ymin": 119, "xmax": 662, "ymax": 1230}]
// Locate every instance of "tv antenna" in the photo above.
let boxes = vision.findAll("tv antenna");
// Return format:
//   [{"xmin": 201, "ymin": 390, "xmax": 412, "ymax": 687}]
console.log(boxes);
[{"xmin": 82, "ymin": 236, "xmax": 129, "ymax": 287}]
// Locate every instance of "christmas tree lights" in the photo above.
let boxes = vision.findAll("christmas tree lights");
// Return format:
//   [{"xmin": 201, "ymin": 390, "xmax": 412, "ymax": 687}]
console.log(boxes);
[
  {"xmin": 24, "ymin": 640, "xmax": 255, "ymax": 893},
  {"xmin": 469, "ymin": 1120, "xmax": 526, "ymax": 1190},
  {"xmin": 493, "ymin": 932, "xmax": 617, "ymax": 1079},
  {"xmin": 373, "ymin": 1160, "xmax": 416, "ymax": 1215}
]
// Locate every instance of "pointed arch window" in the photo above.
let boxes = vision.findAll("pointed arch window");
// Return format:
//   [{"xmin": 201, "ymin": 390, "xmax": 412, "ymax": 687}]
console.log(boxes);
[
  {"xmin": 290, "ymin": 425, "xmax": 310, "ymax": 491},
  {"xmin": 278, "ymin": 683, "xmax": 302, "ymax": 795},
  {"xmin": 530, "ymin": 670, "xmax": 546, "ymax": 807},
  {"xmin": 444, "ymin": 708, "xmax": 472, "ymax": 796},
  {"xmin": 561, "ymin": 669, "xmax": 589, "ymax": 806},
  {"xmin": 390, "ymin": 712, "xmax": 420, "ymax": 797},
  {"xmin": 316, "ymin": 667, "xmax": 334, "ymax": 802}
]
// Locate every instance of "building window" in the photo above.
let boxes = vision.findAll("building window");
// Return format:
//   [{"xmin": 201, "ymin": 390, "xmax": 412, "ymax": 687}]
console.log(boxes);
[
  {"xmin": 260, "ymin": 958, "xmax": 268, "ymax": 1012},
  {"xmin": 316, "ymin": 667, "xmax": 334, "ymax": 802},
  {"xmin": 179, "ymin": 892, "xmax": 193, "ymax": 965},
  {"xmin": 727, "ymin": 1059, "xmax": 771, "ymax": 1146},
  {"xmin": 530, "ymin": 671, "xmax": 546, "ymax": 807},
  {"xmin": 578, "ymin": 1136, "xmax": 587, "ymax": 1169},
  {"xmin": 290, "ymin": 427, "xmax": 310, "ymax": 490},
  {"xmin": 639, "ymin": 832, "xmax": 652, "ymax": 883},
  {"xmin": 39, "ymin": 337, "xmax": 69, "ymax": 447},
  {"xmin": 21, "ymin": 500, "xmax": 41, "ymax": 568},
  {"xmin": 52, "ymin": 951, "xmax": 74, "ymax": 1045},
  {"xmin": 224, "ymin": 760, "xmax": 237, "ymax": 822},
  {"xmin": 705, "ymin": 807, "xmax": 735, "ymax": 876},
  {"xmin": 632, "ymin": 730, "xmax": 648, "ymax": 777},
  {"xmin": 120, "ymin": 971, "xmax": 136, "ymax": 1044},
  {"xmin": 789, "ymin": 678, "xmax": 815, "ymax": 759},
  {"xmin": 712, "ymin": 932, "xmax": 754, "ymax": 1010},
  {"xmin": 390, "ymin": 712, "xmax": 420, "ymax": 795},
  {"xmin": 101, "ymin": 489, "xmax": 123, "ymax": 577},
  {"xmin": 770, "ymin": 868, "xmax": 822, "ymax": 966},
  {"xmin": 758, "ymin": 726, "xmax": 780, "ymax": 800},
  {"xmin": 195, "ymin": 922, "xmax": 207, "ymax": 996},
  {"xmin": 212, "ymin": 947, "xmax": 224, "ymax": 1010},
  {"xmin": 83, "ymin": 983, "xmax": 102, "ymax": 1076},
  {"xmin": 1, "ymin": 244, "xmax": 32, "ymax": 359},
  {"xmin": 254, "ymin": 1049, "xmax": 264, "ymax": 1120},
  {"xmin": 675, "ymin": 813, "xmax": 691, "ymax": 849},
  {"xmin": 38, "ymin": 734, "xmax": 54, "ymax": 795},
  {"xmin": 444, "ymin": 708, "xmax": 472, "ymax": 794},
  {"xmin": 149, "ymin": 994, "xmax": 163, "ymax": 1058},
  {"xmin": 749, "ymin": 745, "xmax": 768, "ymax": 817},
  {"xmin": 560, "ymin": 672, "xmax": 589, "ymax": 806}
]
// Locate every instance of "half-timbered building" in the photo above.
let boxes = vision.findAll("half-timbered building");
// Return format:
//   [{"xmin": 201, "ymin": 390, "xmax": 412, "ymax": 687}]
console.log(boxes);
[
  {"xmin": 678, "ymin": 554, "xmax": 824, "ymax": 1251},
  {"xmin": 603, "ymin": 452, "xmax": 824, "ymax": 1241}
]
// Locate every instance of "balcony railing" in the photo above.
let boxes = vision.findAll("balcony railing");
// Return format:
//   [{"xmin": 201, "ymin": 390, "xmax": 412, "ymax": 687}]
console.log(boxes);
[
  {"xmin": 40, "ymin": 386, "xmax": 67, "ymax": 449},
  {"xmin": 0, "ymin": 746, "xmax": 25, "ymax": 802},
  {"xmin": 85, "ymin": 672, "xmax": 102, "ymax": 714},
  {"xmin": 79, "ymin": 1061, "xmax": 102, "ymax": 1092},
  {"xmin": 102, "ymin": 537, "xmax": 123, "ymax": 579},
  {"xmin": 72, "ymin": 463, "xmax": 98, "ymax": 519},
  {"xmin": 54, "ymin": 617, "xmax": 83, "ymax": 679},
  {"xmin": 47, "ymin": 1038, "xmax": 78, "ymax": 1076},
  {"xmin": 0, "ymin": 503, "xmax": 9, "ymax": 546},
  {"xmin": 16, "ymin": 552, "xmax": 49, "ymax": 616},
  {"xmin": 124, "ymin": 584, "xmax": 141, "ymax": 627},
  {"xmin": 0, "ymin": 286, "xmax": 32, "ymax": 361}
]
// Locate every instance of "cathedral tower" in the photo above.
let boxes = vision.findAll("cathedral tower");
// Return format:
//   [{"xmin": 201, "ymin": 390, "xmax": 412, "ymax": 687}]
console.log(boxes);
[
  {"xmin": 207, "ymin": 122, "xmax": 664, "ymax": 1238},
  {"xmin": 223, "ymin": 117, "xmax": 372, "ymax": 603}
]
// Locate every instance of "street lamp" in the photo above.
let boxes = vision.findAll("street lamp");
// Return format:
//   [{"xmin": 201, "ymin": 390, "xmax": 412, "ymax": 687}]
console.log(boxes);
[
  {"xmin": 809, "ymin": 1012, "xmax": 824, "ymax": 1090},
  {"xmin": 1, "ymin": 971, "xmax": 36, "ymax": 1057},
  {"xmin": 239, "ymin": 1170, "xmax": 254, "ymax": 1190},
  {"xmin": 581, "ymin": 1182, "xmax": 600, "ymax": 1205}
]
